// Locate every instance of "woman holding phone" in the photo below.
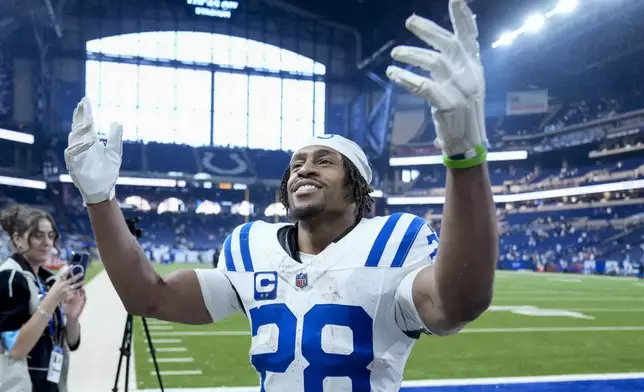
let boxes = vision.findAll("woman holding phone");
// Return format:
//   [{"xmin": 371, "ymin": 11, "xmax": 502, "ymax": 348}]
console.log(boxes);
[{"xmin": 0, "ymin": 204, "xmax": 86, "ymax": 392}]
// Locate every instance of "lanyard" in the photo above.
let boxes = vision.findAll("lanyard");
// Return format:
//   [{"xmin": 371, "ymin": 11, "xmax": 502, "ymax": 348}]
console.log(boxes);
[{"xmin": 36, "ymin": 279, "xmax": 63, "ymax": 345}]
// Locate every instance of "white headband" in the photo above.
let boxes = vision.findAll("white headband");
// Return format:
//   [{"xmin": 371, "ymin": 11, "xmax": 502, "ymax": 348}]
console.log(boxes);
[{"xmin": 292, "ymin": 134, "xmax": 372, "ymax": 184}]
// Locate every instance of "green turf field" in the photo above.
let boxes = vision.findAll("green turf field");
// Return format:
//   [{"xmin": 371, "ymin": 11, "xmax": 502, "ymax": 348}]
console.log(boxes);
[
  {"xmin": 131, "ymin": 264, "xmax": 644, "ymax": 389},
  {"xmin": 84, "ymin": 260, "xmax": 104, "ymax": 283}
]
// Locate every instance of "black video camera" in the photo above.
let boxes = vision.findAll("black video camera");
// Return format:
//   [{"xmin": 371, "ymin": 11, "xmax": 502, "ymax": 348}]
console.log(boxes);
[{"xmin": 125, "ymin": 217, "xmax": 143, "ymax": 239}]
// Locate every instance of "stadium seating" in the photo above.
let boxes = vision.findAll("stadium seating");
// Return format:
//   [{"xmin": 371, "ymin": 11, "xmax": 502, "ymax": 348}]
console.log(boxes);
[
  {"xmin": 50, "ymin": 139, "xmax": 292, "ymax": 180},
  {"xmin": 388, "ymin": 200, "xmax": 644, "ymax": 274},
  {"xmin": 403, "ymin": 155, "xmax": 644, "ymax": 196},
  {"xmin": 3, "ymin": 86, "xmax": 644, "ymax": 276}
]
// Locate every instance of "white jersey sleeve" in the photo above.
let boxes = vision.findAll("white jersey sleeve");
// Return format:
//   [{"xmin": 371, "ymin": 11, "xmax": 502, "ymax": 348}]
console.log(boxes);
[
  {"xmin": 194, "ymin": 235, "xmax": 243, "ymax": 323},
  {"xmin": 393, "ymin": 220, "xmax": 439, "ymax": 335}
]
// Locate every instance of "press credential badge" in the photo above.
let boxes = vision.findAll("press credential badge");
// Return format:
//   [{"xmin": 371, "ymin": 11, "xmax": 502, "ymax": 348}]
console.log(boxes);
[{"xmin": 46, "ymin": 345, "xmax": 64, "ymax": 383}]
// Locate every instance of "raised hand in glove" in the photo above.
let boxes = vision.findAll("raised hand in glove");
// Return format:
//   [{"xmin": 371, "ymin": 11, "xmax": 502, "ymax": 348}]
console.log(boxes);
[
  {"xmin": 387, "ymin": 0, "xmax": 487, "ymax": 169},
  {"xmin": 64, "ymin": 97, "xmax": 123, "ymax": 204}
]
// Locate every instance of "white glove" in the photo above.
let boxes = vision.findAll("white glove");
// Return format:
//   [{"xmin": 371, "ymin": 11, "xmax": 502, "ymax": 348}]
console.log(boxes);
[
  {"xmin": 387, "ymin": 0, "xmax": 487, "ymax": 167},
  {"xmin": 64, "ymin": 97, "xmax": 123, "ymax": 204}
]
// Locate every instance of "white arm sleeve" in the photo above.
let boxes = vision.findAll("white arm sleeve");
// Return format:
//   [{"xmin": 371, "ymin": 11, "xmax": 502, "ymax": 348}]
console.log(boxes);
[
  {"xmin": 394, "ymin": 266, "xmax": 433, "ymax": 335},
  {"xmin": 392, "ymin": 216, "xmax": 440, "ymax": 336},
  {"xmin": 194, "ymin": 268, "xmax": 241, "ymax": 323}
]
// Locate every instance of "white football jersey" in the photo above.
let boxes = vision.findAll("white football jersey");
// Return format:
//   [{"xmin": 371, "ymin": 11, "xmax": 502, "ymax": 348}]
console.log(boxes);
[{"xmin": 196, "ymin": 212, "xmax": 439, "ymax": 391}]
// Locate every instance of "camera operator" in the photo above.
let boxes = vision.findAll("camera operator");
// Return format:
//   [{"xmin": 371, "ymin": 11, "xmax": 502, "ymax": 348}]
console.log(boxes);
[{"xmin": 0, "ymin": 205, "xmax": 86, "ymax": 392}]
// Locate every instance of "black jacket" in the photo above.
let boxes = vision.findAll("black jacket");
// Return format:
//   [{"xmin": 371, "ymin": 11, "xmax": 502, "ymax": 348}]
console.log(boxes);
[{"xmin": 0, "ymin": 253, "xmax": 79, "ymax": 391}]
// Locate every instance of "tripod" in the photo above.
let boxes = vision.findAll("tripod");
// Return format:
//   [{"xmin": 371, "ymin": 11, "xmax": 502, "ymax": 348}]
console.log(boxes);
[
  {"xmin": 112, "ymin": 314, "xmax": 164, "ymax": 392},
  {"xmin": 112, "ymin": 216, "xmax": 164, "ymax": 391}
]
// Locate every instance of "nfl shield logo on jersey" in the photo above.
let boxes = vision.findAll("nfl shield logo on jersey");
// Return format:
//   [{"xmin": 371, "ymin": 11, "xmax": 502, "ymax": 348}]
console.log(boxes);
[{"xmin": 295, "ymin": 272, "xmax": 308, "ymax": 289}]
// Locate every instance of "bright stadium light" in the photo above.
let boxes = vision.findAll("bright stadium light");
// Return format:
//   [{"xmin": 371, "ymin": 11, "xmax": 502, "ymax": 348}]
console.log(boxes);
[
  {"xmin": 386, "ymin": 179, "xmax": 644, "ymax": 205},
  {"xmin": 389, "ymin": 150, "xmax": 528, "ymax": 167},
  {"xmin": 492, "ymin": 31, "xmax": 517, "ymax": 48},
  {"xmin": 524, "ymin": 14, "xmax": 545, "ymax": 32},
  {"xmin": 554, "ymin": 0, "xmax": 579, "ymax": 15},
  {"xmin": 0, "ymin": 128, "xmax": 34, "ymax": 144},
  {"xmin": 492, "ymin": 0, "xmax": 582, "ymax": 48}
]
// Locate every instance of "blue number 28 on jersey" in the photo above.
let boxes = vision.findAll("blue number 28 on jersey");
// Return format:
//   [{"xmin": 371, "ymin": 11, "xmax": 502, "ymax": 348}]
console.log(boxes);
[{"xmin": 249, "ymin": 303, "xmax": 374, "ymax": 392}]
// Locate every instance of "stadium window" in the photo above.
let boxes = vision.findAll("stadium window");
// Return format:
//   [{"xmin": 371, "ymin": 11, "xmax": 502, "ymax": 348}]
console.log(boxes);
[
  {"xmin": 212, "ymin": 34, "xmax": 248, "ymax": 69},
  {"xmin": 314, "ymin": 81, "xmax": 326, "ymax": 138},
  {"xmin": 175, "ymin": 69, "xmax": 212, "ymax": 147},
  {"xmin": 281, "ymin": 79, "xmax": 315, "ymax": 151},
  {"xmin": 248, "ymin": 76, "xmax": 281, "ymax": 150},
  {"xmin": 86, "ymin": 31, "xmax": 326, "ymax": 150},
  {"xmin": 213, "ymin": 72, "xmax": 249, "ymax": 148},
  {"xmin": 176, "ymin": 32, "xmax": 212, "ymax": 64}
]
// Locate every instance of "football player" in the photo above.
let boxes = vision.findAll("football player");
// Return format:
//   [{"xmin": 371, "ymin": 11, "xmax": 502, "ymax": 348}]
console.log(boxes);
[{"xmin": 64, "ymin": 0, "xmax": 498, "ymax": 390}]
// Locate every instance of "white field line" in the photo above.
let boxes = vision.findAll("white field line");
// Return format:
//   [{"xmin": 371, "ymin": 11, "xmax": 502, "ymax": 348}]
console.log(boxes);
[
  {"xmin": 566, "ymin": 308, "xmax": 644, "ymax": 312},
  {"xmin": 148, "ymin": 347, "xmax": 188, "ymax": 352},
  {"xmin": 146, "ymin": 319, "xmax": 170, "ymax": 324},
  {"xmin": 135, "ymin": 372, "xmax": 644, "ymax": 391},
  {"xmin": 148, "ymin": 325, "xmax": 174, "ymax": 330},
  {"xmin": 400, "ymin": 372, "xmax": 644, "ymax": 387},
  {"xmin": 493, "ymin": 297, "xmax": 643, "ymax": 301},
  {"xmin": 145, "ymin": 338, "xmax": 183, "ymax": 343},
  {"xmin": 495, "ymin": 271, "xmax": 640, "ymax": 281},
  {"xmin": 546, "ymin": 278, "xmax": 582, "ymax": 282},
  {"xmin": 153, "ymin": 370, "xmax": 203, "ymax": 376},
  {"xmin": 149, "ymin": 357, "xmax": 194, "ymax": 363},
  {"xmin": 151, "ymin": 325, "xmax": 644, "ymax": 337}
]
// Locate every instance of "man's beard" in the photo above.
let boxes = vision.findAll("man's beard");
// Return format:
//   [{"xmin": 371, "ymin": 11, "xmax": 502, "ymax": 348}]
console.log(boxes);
[{"xmin": 290, "ymin": 202, "xmax": 325, "ymax": 221}]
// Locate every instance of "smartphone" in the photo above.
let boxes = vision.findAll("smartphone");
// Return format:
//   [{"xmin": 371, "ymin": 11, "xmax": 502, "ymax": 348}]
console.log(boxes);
[{"xmin": 69, "ymin": 252, "xmax": 90, "ymax": 281}]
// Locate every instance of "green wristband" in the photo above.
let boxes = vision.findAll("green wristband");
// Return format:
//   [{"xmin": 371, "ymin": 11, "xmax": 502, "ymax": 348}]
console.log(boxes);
[{"xmin": 443, "ymin": 144, "xmax": 487, "ymax": 169}]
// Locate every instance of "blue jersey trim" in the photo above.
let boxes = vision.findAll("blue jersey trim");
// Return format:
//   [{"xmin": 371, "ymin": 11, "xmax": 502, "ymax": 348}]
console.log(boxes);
[
  {"xmin": 239, "ymin": 222, "xmax": 256, "ymax": 272},
  {"xmin": 224, "ymin": 234, "xmax": 235, "ymax": 272},
  {"xmin": 365, "ymin": 213, "xmax": 404, "ymax": 267},
  {"xmin": 391, "ymin": 217, "xmax": 426, "ymax": 268}
]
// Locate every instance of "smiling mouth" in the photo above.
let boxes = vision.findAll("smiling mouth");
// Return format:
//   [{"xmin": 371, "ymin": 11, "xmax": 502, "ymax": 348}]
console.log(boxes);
[{"xmin": 294, "ymin": 184, "xmax": 321, "ymax": 196}]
